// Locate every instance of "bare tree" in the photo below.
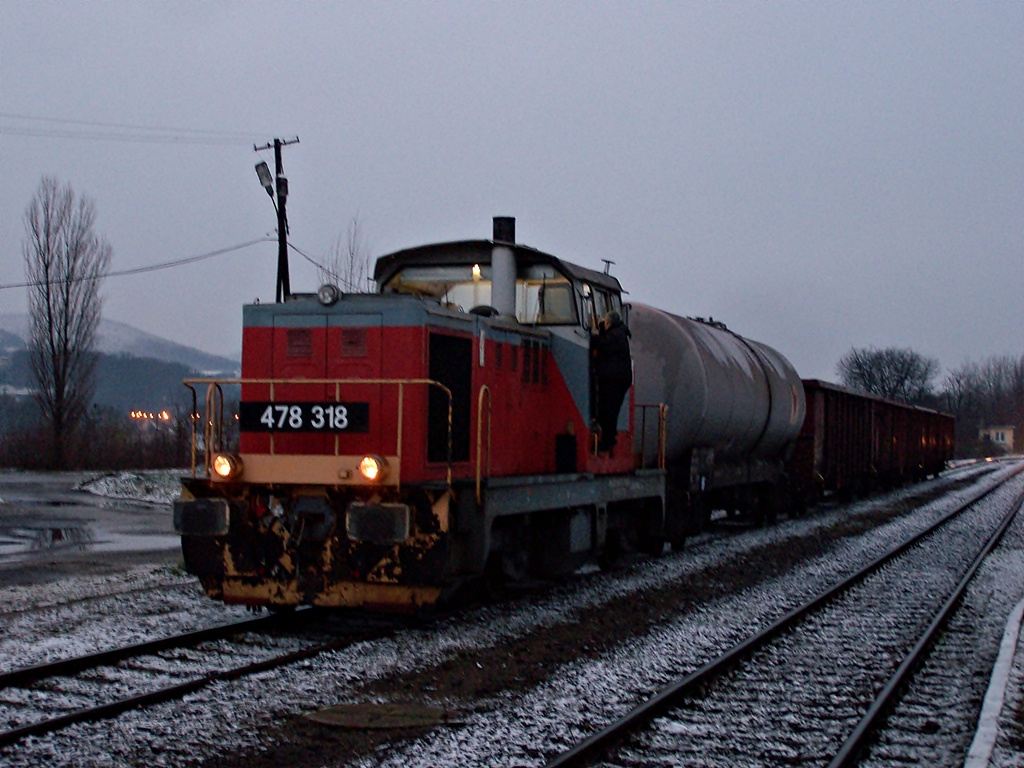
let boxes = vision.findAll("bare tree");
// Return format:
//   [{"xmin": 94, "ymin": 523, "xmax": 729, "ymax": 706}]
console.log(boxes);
[
  {"xmin": 836, "ymin": 346, "xmax": 940, "ymax": 405},
  {"xmin": 317, "ymin": 216, "xmax": 375, "ymax": 293},
  {"xmin": 23, "ymin": 177, "xmax": 112, "ymax": 468},
  {"xmin": 941, "ymin": 363, "xmax": 974, "ymax": 416}
]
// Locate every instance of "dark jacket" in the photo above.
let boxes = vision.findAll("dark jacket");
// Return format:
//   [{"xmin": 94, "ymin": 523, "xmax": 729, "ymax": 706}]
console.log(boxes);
[{"xmin": 594, "ymin": 319, "xmax": 632, "ymax": 386}]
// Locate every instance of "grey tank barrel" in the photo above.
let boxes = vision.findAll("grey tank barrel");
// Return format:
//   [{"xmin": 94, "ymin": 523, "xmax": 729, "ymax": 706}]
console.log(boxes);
[{"xmin": 630, "ymin": 303, "xmax": 806, "ymax": 464}]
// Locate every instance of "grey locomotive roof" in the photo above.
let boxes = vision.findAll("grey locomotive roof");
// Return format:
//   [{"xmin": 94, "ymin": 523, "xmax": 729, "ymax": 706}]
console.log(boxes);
[{"xmin": 373, "ymin": 239, "xmax": 624, "ymax": 294}]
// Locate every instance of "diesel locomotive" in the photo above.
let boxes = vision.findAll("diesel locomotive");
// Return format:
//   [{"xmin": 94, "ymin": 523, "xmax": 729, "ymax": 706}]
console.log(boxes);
[{"xmin": 173, "ymin": 217, "xmax": 951, "ymax": 611}]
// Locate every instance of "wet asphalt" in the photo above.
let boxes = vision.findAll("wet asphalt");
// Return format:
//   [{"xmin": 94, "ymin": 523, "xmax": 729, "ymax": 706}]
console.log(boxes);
[{"xmin": 0, "ymin": 471, "xmax": 181, "ymax": 588}]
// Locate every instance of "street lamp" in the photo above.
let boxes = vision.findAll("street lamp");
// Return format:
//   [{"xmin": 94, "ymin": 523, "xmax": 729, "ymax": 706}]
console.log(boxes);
[
  {"xmin": 253, "ymin": 137, "xmax": 299, "ymax": 302},
  {"xmin": 255, "ymin": 161, "xmax": 274, "ymax": 200}
]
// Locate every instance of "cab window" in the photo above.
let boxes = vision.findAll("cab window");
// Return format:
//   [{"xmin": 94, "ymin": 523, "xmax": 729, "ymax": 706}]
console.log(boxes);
[{"xmin": 581, "ymin": 285, "xmax": 622, "ymax": 329}]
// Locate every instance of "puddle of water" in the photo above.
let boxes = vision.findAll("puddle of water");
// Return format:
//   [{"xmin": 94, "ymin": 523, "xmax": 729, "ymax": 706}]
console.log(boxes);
[{"xmin": 304, "ymin": 702, "xmax": 465, "ymax": 729}]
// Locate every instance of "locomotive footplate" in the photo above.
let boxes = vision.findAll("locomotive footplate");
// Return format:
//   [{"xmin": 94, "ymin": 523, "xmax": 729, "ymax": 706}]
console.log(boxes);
[{"xmin": 478, "ymin": 468, "xmax": 666, "ymax": 518}]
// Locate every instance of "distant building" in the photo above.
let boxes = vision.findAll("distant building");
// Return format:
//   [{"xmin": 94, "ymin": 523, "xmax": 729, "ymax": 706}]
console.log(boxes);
[{"xmin": 978, "ymin": 425, "xmax": 1015, "ymax": 454}]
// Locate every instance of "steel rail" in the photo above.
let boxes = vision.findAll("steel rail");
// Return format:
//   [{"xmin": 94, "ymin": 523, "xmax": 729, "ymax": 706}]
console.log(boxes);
[
  {"xmin": 542, "ymin": 465, "xmax": 1024, "ymax": 768},
  {"xmin": 0, "ymin": 579, "xmax": 193, "ymax": 620},
  {"xmin": 0, "ymin": 632, "xmax": 376, "ymax": 749},
  {"xmin": 0, "ymin": 608, "xmax": 351, "ymax": 749},
  {"xmin": 0, "ymin": 611, "xmax": 303, "ymax": 690}
]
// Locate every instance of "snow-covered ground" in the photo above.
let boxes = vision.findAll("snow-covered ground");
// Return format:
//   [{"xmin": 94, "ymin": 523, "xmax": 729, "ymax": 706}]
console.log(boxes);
[
  {"xmin": 0, "ymin": 564, "xmax": 249, "ymax": 673},
  {"xmin": 0, "ymin": 464, "xmax": 1021, "ymax": 767},
  {"xmin": 77, "ymin": 469, "xmax": 184, "ymax": 506}
]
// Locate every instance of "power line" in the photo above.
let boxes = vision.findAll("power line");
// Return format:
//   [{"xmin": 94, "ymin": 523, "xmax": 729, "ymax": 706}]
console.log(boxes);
[
  {"xmin": 0, "ymin": 112, "xmax": 264, "ymax": 146},
  {"xmin": 0, "ymin": 238, "xmax": 273, "ymax": 291},
  {"xmin": 1, "ymin": 112, "xmax": 260, "ymax": 138},
  {"xmin": 287, "ymin": 241, "xmax": 328, "ymax": 272},
  {"xmin": 0, "ymin": 127, "xmax": 251, "ymax": 146}
]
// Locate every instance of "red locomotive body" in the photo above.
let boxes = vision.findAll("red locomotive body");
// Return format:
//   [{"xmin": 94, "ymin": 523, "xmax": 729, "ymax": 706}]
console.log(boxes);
[{"xmin": 175, "ymin": 219, "xmax": 665, "ymax": 610}]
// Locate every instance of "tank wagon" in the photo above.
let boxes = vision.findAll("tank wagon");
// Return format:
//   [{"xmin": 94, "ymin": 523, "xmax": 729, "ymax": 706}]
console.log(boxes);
[
  {"xmin": 630, "ymin": 305, "xmax": 806, "ymax": 539},
  {"xmin": 173, "ymin": 217, "xmax": 952, "ymax": 611}
]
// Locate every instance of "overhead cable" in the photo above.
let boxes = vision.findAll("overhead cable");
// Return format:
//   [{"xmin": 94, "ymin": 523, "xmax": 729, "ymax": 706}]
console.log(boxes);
[
  {"xmin": 0, "ymin": 112, "xmax": 263, "ymax": 146},
  {"xmin": 0, "ymin": 238, "xmax": 274, "ymax": 291}
]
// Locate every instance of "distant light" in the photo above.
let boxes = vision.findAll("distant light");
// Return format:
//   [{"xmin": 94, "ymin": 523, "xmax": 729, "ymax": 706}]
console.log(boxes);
[{"xmin": 472, "ymin": 264, "xmax": 482, "ymax": 280}]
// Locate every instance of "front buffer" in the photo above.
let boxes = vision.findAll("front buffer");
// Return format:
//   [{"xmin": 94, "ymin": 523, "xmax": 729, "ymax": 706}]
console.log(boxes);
[{"xmin": 175, "ymin": 478, "xmax": 454, "ymax": 611}]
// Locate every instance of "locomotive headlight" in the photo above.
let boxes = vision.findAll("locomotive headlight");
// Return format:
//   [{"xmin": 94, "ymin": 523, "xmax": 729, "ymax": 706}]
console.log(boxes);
[
  {"xmin": 318, "ymin": 283, "xmax": 341, "ymax": 306},
  {"xmin": 212, "ymin": 453, "xmax": 243, "ymax": 481},
  {"xmin": 358, "ymin": 455, "xmax": 387, "ymax": 482}
]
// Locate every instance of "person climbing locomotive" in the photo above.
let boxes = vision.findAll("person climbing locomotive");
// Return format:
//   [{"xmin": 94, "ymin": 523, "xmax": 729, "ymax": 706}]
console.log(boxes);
[{"xmin": 592, "ymin": 310, "xmax": 632, "ymax": 454}]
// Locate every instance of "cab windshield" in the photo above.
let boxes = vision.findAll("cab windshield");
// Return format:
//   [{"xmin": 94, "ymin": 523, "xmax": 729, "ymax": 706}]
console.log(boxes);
[{"xmin": 382, "ymin": 264, "xmax": 579, "ymax": 326}]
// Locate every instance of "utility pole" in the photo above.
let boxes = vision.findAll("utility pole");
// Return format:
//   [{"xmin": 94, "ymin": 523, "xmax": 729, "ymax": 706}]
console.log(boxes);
[{"xmin": 254, "ymin": 137, "xmax": 299, "ymax": 303}]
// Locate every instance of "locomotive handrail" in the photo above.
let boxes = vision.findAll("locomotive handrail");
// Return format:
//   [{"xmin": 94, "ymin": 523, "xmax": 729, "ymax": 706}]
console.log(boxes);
[
  {"xmin": 182, "ymin": 377, "xmax": 453, "ymax": 488},
  {"xmin": 183, "ymin": 381, "xmax": 228, "ymax": 479},
  {"xmin": 476, "ymin": 385, "xmax": 492, "ymax": 504},
  {"xmin": 184, "ymin": 383, "xmax": 198, "ymax": 474},
  {"xmin": 205, "ymin": 382, "xmax": 224, "ymax": 470},
  {"xmin": 635, "ymin": 402, "xmax": 669, "ymax": 470}
]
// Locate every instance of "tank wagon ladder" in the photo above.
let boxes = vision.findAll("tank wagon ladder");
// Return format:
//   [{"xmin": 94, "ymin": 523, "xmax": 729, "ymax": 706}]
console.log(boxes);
[{"xmin": 635, "ymin": 402, "xmax": 669, "ymax": 470}]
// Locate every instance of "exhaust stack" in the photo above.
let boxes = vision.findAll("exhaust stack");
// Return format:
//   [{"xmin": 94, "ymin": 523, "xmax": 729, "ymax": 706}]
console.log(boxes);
[{"xmin": 490, "ymin": 217, "xmax": 516, "ymax": 317}]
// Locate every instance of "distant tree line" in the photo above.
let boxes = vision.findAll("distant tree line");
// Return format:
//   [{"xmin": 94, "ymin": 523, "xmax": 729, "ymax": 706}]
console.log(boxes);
[
  {"xmin": 836, "ymin": 347, "xmax": 940, "ymax": 406},
  {"xmin": 837, "ymin": 346, "xmax": 1024, "ymax": 458}
]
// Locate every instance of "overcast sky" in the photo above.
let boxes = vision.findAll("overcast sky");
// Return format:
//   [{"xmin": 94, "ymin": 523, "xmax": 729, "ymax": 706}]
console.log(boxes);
[{"xmin": 1, "ymin": 3, "xmax": 1020, "ymax": 379}]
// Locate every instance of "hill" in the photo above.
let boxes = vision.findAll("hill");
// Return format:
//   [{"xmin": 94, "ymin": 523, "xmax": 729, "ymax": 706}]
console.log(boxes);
[
  {"xmin": 0, "ymin": 314, "xmax": 238, "ymax": 374},
  {"xmin": 0, "ymin": 315, "xmax": 238, "ymax": 415}
]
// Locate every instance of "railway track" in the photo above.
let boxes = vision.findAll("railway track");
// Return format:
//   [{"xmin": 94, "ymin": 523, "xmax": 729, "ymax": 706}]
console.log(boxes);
[
  {"xmin": 0, "ymin": 468, "xmax": 1009, "ymax": 766},
  {"xmin": 0, "ymin": 609, "xmax": 394, "ymax": 749},
  {"xmin": 0, "ymin": 578, "xmax": 195, "ymax": 620},
  {"xmin": 543, "ymin": 467, "xmax": 1024, "ymax": 767}
]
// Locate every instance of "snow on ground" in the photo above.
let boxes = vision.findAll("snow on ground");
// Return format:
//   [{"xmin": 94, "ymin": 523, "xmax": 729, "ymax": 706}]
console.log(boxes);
[
  {"xmin": 77, "ymin": 470, "xmax": 184, "ymax": 505},
  {"xmin": 0, "ymin": 565, "xmax": 250, "ymax": 674},
  {"xmin": 2, "ymin": 463, "xmax": 1016, "ymax": 767},
  {"xmin": 348, "ymin": 465, "xmax": 1024, "ymax": 768},
  {"xmin": 0, "ymin": 563, "xmax": 191, "ymax": 617}
]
